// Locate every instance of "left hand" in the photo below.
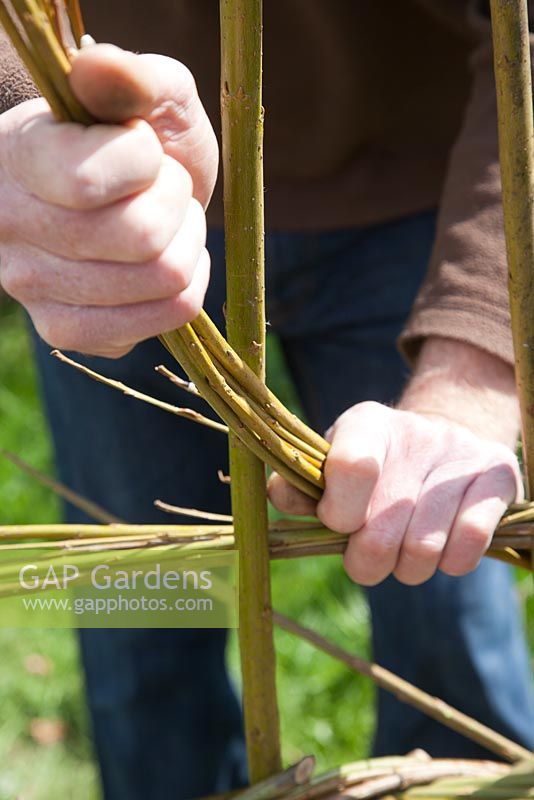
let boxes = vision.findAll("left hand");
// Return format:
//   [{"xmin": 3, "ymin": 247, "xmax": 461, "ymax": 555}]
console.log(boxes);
[{"xmin": 268, "ymin": 338, "xmax": 523, "ymax": 586}]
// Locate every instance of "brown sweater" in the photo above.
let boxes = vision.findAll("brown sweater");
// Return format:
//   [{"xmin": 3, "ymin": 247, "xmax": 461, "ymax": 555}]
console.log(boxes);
[{"xmin": 0, "ymin": 1, "xmax": 524, "ymax": 365}]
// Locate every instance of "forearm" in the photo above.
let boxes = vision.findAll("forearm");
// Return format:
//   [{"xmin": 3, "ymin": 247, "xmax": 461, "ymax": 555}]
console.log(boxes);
[{"xmin": 399, "ymin": 337, "xmax": 520, "ymax": 449}]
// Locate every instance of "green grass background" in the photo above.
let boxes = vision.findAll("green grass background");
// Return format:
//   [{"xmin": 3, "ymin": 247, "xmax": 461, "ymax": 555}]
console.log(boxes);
[{"xmin": 0, "ymin": 301, "xmax": 531, "ymax": 799}]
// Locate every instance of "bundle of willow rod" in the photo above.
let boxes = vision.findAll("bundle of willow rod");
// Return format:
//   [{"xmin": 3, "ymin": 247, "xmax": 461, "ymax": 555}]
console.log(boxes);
[
  {"xmin": 32, "ymin": 351, "xmax": 534, "ymax": 572},
  {"xmin": 201, "ymin": 755, "xmax": 533, "ymax": 800},
  {"xmin": 0, "ymin": 0, "xmax": 328, "ymax": 500},
  {"xmin": 0, "ymin": 517, "xmax": 533, "ymax": 570},
  {"xmin": 0, "ymin": 523, "xmax": 531, "ymax": 762}
]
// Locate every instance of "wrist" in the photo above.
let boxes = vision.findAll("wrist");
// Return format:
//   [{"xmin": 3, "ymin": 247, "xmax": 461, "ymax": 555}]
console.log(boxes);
[{"xmin": 398, "ymin": 337, "xmax": 520, "ymax": 448}]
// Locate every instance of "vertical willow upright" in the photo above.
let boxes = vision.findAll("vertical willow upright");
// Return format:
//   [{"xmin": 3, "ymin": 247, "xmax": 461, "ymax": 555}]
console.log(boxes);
[
  {"xmin": 219, "ymin": 0, "xmax": 282, "ymax": 782},
  {"xmin": 490, "ymin": 0, "xmax": 534, "ymax": 568}
]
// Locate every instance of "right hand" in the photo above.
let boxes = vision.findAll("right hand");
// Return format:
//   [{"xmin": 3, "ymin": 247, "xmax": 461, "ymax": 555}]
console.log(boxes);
[{"xmin": 0, "ymin": 44, "xmax": 219, "ymax": 357}]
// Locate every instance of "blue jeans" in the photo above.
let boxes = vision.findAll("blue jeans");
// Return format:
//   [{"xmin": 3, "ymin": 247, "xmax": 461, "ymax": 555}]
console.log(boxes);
[{"xmin": 31, "ymin": 211, "xmax": 534, "ymax": 800}]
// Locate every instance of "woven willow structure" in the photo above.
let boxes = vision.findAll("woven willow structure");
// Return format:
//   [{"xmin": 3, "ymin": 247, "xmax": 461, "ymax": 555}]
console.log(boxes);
[{"xmin": 0, "ymin": 0, "xmax": 533, "ymax": 795}]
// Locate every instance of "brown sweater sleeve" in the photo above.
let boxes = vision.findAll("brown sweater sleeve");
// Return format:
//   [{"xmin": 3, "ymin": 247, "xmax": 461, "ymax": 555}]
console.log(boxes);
[
  {"xmin": 398, "ymin": 1, "xmax": 527, "ymax": 368},
  {"xmin": 0, "ymin": 28, "xmax": 39, "ymax": 115}
]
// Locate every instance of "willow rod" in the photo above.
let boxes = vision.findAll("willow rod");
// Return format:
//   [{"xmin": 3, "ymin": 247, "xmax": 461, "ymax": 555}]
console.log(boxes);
[
  {"xmin": 490, "ymin": 0, "xmax": 534, "ymax": 510},
  {"xmin": 219, "ymin": 0, "xmax": 281, "ymax": 779},
  {"xmin": 273, "ymin": 613, "xmax": 532, "ymax": 763}
]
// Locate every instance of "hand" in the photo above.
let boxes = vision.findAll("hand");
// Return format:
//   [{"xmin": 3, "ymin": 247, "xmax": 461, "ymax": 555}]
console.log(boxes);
[
  {"xmin": 0, "ymin": 44, "xmax": 218, "ymax": 357},
  {"xmin": 268, "ymin": 339, "xmax": 523, "ymax": 586}
]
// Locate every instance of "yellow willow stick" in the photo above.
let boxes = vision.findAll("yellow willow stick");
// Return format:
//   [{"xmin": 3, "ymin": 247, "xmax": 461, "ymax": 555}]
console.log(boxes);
[
  {"xmin": 490, "ymin": 0, "xmax": 534, "ymax": 569},
  {"xmin": 10, "ymin": 0, "xmax": 90, "ymax": 122},
  {"xmin": 162, "ymin": 329, "xmax": 322, "ymax": 499},
  {"xmin": 155, "ymin": 364, "xmax": 201, "ymax": 397},
  {"xmin": 51, "ymin": 349, "xmax": 228, "ymax": 433},
  {"xmin": 193, "ymin": 311, "xmax": 329, "ymax": 456},
  {"xmin": 0, "ymin": 2, "xmax": 69, "ymax": 118},
  {"xmin": 153, "ymin": 501, "xmax": 233, "ymax": 522},
  {"xmin": 273, "ymin": 612, "xmax": 532, "ymax": 763},
  {"xmin": 203, "ymin": 350, "xmax": 325, "ymax": 466},
  {"xmin": 176, "ymin": 324, "xmax": 324, "ymax": 488},
  {"xmin": 64, "ymin": 0, "xmax": 84, "ymax": 44},
  {"xmin": 2, "ymin": 450, "xmax": 122, "ymax": 523},
  {"xmin": 217, "ymin": 3, "xmax": 280, "ymax": 771}
]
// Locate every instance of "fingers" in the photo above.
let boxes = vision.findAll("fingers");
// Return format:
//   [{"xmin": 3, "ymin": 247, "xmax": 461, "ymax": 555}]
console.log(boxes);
[
  {"xmin": 342, "ymin": 469, "xmax": 423, "ymax": 586},
  {"xmin": 4, "ymin": 99, "xmax": 162, "ymax": 209},
  {"xmin": 439, "ymin": 458, "xmax": 520, "ymax": 576},
  {"xmin": 9, "ymin": 154, "xmax": 192, "ymax": 263},
  {"xmin": 310, "ymin": 403, "xmax": 522, "ymax": 588},
  {"xmin": 69, "ymin": 46, "xmax": 218, "ymax": 207},
  {"xmin": 27, "ymin": 247, "xmax": 211, "ymax": 358},
  {"xmin": 392, "ymin": 461, "xmax": 478, "ymax": 585},
  {"xmin": 267, "ymin": 473, "xmax": 317, "ymax": 516},
  {"xmin": 2, "ymin": 200, "xmax": 206, "ymax": 307},
  {"xmin": 316, "ymin": 402, "xmax": 389, "ymax": 533}
]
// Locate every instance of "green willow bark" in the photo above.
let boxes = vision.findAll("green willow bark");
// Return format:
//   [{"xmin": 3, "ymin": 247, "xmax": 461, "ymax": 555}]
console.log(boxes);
[
  {"xmin": 490, "ymin": 0, "xmax": 534, "ymax": 570},
  {"xmin": 219, "ymin": 0, "xmax": 281, "ymax": 780},
  {"xmin": 490, "ymin": 0, "xmax": 534, "ymax": 506}
]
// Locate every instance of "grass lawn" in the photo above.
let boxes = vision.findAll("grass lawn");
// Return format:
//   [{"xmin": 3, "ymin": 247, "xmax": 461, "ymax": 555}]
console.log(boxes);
[{"xmin": 0, "ymin": 302, "xmax": 531, "ymax": 799}]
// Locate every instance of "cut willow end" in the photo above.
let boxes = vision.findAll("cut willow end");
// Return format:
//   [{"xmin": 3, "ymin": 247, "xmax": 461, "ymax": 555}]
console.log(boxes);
[{"xmin": 231, "ymin": 756, "xmax": 316, "ymax": 800}]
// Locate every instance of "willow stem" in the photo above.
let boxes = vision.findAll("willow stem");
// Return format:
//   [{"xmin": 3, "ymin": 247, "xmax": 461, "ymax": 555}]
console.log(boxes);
[
  {"xmin": 220, "ymin": 0, "xmax": 281, "ymax": 779},
  {"xmin": 2, "ymin": 450, "xmax": 121, "ymax": 523},
  {"xmin": 192, "ymin": 311, "xmax": 329, "ymax": 456},
  {"xmin": 51, "ymin": 349, "xmax": 227, "ymax": 433},
  {"xmin": 489, "ymin": 0, "xmax": 534, "ymax": 570},
  {"xmin": 161, "ymin": 330, "xmax": 321, "ymax": 498},
  {"xmin": 273, "ymin": 612, "xmax": 531, "ymax": 763}
]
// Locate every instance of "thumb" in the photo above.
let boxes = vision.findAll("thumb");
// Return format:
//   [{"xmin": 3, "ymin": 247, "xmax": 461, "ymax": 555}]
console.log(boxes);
[
  {"xmin": 69, "ymin": 43, "xmax": 192, "ymax": 124},
  {"xmin": 69, "ymin": 44, "xmax": 218, "ymax": 206},
  {"xmin": 267, "ymin": 472, "xmax": 318, "ymax": 517}
]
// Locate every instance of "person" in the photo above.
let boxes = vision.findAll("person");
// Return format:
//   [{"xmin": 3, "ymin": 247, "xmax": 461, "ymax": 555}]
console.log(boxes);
[{"xmin": 0, "ymin": 2, "xmax": 533, "ymax": 798}]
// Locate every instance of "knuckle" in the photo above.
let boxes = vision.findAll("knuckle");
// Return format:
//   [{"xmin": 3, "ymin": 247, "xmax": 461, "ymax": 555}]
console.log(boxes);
[
  {"xmin": 357, "ymin": 528, "xmax": 400, "ymax": 563},
  {"xmin": 161, "ymin": 152, "xmax": 193, "ymax": 190},
  {"xmin": 440, "ymin": 555, "xmax": 478, "ymax": 578},
  {"xmin": 150, "ymin": 63, "xmax": 198, "ymax": 129},
  {"xmin": 31, "ymin": 311, "xmax": 64, "ymax": 349},
  {"xmin": 343, "ymin": 549, "xmax": 383, "ymax": 587},
  {"xmin": 316, "ymin": 503, "xmax": 350, "ymax": 534},
  {"xmin": 176, "ymin": 287, "xmax": 203, "ymax": 323},
  {"xmin": 336, "ymin": 400, "xmax": 384, "ymax": 428},
  {"xmin": 352, "ymin": 521, "xmax": 401, "ymax": 566},
  {"xmin": 157, "ymin": 205, "xmax": 206, "ymax": 293},
  {"xmin": 0, "ymin": 256, "xmax": 37, "ymax": 300},
  {"xmin": 462, "ymin": 522, "xmax": 490, "ymax": 549},
  {"xmin": 93, "ymin": 345, "xmax": 133, "ymax": 359},
  {"xmin": 188, "ymin": 197, "xmax": 207, "ymax": 238},
  {"xmin": 358, "ymin": 400, "xmax": 385, "ymax": 416},
  {"xmin": 171, "ymin": 62, "xmax": 197, "ymax": 106},
  {"xmin": 157, "ymin": 258, "xmax": 192, "ymax": 294},
  {"xmin": 326, "ymin": 452, "xmax": 381, "ymax": 486},
  {"xmin": 30, "ymin": 305, "xmax": 85, "ymax": 353},
  {"xmin": 69, "ymin": 163, "xmax": 105, "ymax": 208},
  {"xmin": 458, "ymin": 520, "xmax": 490, "ymax": 551},
  {"xmin": 129, "ymin": 210, "xmax": 176, "ymax": 263},
  {"xmin": 402, "ymin": 535, "xmax": 445, "ymax": 564},
  {"xmin": 393, "ymin": 567, "xmax": 426, "ymax": 587}
]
